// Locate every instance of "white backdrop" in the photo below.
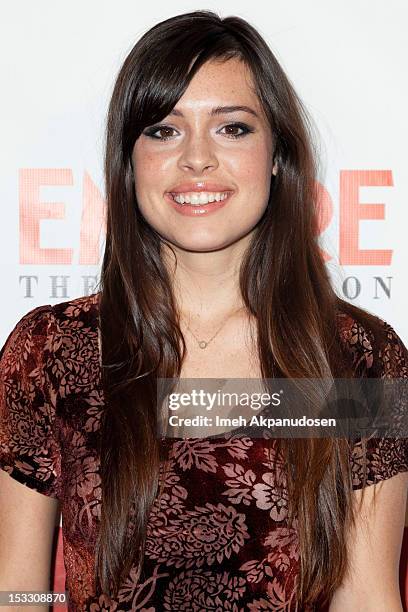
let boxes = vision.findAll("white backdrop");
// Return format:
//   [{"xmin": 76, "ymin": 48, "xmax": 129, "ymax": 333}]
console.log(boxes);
[{"xmin": 1, "ymin": 0, "xmax": 407, "ymax": 347}]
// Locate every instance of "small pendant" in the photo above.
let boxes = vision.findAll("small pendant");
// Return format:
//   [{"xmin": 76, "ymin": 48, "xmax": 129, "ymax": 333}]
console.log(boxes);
[{"xmin": 198, "ymin": 340, "xmax": 208, "ymax": 349}]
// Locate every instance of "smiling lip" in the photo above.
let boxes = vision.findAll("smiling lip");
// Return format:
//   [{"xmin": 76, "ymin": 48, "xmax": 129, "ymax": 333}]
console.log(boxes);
[
  {"xmin": 167, "ymin": 181, "xmax": 234, "ymax": 194},
  {"xmin": 164, "ymin": 190, "xmax": 233, "ymax": 216}
]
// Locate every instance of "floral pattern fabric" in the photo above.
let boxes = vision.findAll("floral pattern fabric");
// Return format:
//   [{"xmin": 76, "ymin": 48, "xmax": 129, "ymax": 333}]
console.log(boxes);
[{"xmin": 0, "ymin": 293, "xmax": 407, "ymax": 611}]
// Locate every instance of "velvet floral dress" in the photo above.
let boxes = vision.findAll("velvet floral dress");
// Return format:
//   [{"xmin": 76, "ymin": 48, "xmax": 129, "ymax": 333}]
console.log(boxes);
[{"xmin": 0, "ymin": 293, "xmax": 407, "ymax": 611}]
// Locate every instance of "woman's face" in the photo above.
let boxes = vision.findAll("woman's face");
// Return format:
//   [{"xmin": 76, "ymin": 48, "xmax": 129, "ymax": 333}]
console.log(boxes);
[{"xmin": 132, "ymin": 56, "xmax": 277, "ymax": 252}]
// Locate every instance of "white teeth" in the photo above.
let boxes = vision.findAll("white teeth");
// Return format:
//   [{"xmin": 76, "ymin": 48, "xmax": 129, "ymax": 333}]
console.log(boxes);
[{"xmin": 171, "ymin": 191, "xmax": 230, "ymax": 205}]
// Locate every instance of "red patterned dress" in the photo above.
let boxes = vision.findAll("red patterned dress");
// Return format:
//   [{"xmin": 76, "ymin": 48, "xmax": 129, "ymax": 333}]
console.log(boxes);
[{"xmin": 0, "ymin": 293, "xmax": 407, "ymax": 611}]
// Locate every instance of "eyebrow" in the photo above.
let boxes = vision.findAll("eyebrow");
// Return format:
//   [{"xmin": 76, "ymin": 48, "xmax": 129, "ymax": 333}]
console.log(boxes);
[{"xmin": 169, "ymin": 105, "xmax": 259, "ymax": 118}]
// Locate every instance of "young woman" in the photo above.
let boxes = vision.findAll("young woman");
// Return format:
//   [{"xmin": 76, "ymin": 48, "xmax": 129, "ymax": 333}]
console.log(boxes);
[{"xmin": 0, "ymin": 10, "xmax": 407, "ymax": 611}]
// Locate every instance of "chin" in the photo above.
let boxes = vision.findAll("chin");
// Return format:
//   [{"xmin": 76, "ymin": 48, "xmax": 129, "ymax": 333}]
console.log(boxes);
[
  {"xmin": 174, "ymin": 240, "xmax": 227, "ymax": 253},
  {"xmin": 169, "ymin": 233, "xmax": 247, "ymax": 253}
]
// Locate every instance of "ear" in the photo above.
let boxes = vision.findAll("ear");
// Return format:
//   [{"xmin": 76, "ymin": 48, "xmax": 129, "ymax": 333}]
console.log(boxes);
[{"xmin": 272, "ymin": 161, "xmax": 278, "ymax": 176}]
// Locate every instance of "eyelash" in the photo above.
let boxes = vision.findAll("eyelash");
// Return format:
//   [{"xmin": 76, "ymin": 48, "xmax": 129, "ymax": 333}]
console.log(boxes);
[{"xmin": 143, "ymin": 122, "xmax": 254, "ymax": 141}]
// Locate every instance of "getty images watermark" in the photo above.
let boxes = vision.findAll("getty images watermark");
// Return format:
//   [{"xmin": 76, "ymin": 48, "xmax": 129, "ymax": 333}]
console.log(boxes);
[{"xmin": 156, "ymin": 378, "xmax": 408, "ymax": 439}]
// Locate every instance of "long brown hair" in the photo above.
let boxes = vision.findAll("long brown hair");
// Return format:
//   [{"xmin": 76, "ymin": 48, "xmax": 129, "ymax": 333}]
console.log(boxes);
[{"xmin": 95, "ymin": 10, "xmax": 385, "ymax": 608}]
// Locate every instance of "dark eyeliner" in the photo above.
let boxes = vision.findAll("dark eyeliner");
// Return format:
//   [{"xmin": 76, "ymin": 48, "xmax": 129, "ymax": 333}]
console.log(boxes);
[
  {"xmin": 142, "ymin": 121, "xmax": 255, "ymax": 141},
  {"xmin": 142, "ymin": 124, "xmax": 176, "ymax": 140},
  {"xmin": 219, "ymin": 122, "xmax": 255, "ymax": 138}
]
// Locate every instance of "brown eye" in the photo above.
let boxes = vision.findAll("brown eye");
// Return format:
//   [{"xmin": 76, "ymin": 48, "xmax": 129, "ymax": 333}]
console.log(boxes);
[
  {"xmin": 157, "ymin": 127, "xmax": 175, "ymax": 139},
  {"xmin": 143, "ymin": 125, "xmax": 178, "ymax": 141},
  {"xmin": 219, "ymin": 123, "xmax": 253, "ymax": 139},
  {"xmin": 224, "ymin": 125, "xmax": 243, "ymax": 136}
]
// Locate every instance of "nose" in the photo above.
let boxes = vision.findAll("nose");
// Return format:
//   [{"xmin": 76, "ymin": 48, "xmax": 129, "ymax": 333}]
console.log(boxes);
[{"xmin": 177, "ymin": 133, "xmax": 219, "ymax": 174}]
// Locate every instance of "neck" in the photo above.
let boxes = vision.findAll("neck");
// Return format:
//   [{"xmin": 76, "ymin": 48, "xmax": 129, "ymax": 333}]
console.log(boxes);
[{"xmin": 161, "ymin": 239, "xmax": 249, "ymax": 324}]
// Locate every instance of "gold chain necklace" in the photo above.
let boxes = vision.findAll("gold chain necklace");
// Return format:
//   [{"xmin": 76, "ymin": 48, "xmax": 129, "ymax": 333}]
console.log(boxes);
[{"xmin": 184, "ymin": 307, "xmax": 243, "ymax": 349}]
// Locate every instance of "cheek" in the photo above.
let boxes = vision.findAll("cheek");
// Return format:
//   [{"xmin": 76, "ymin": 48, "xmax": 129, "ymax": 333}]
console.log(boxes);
[
  {"xmin": 133, "ymin": 151, "xmax": 156, "ymax": 189},
  {"xmin": 132, "ymin": 143, "xmax": 170, "ymax": 193},
  {"xmin": 227, "ymin": 143, "xmax": 272, "ymax": 194}
]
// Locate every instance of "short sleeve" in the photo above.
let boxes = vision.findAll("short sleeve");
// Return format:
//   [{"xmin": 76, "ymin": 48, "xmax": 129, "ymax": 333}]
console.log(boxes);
[
  {"xmin": 0, "ymin": 305, "xmax": 62, "ymax": 498},
  {"xmin": 350, "ymin": 319, "xmax": 408, "ymax": 490}
]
